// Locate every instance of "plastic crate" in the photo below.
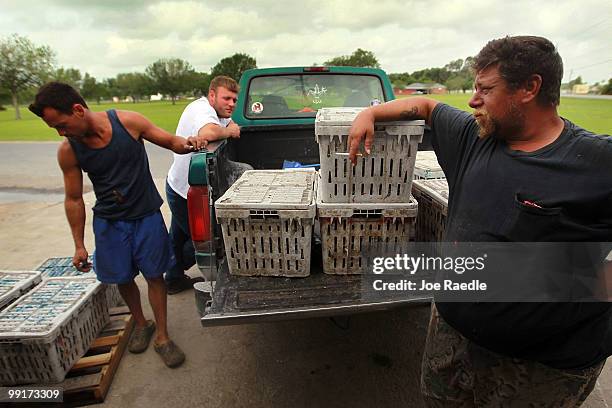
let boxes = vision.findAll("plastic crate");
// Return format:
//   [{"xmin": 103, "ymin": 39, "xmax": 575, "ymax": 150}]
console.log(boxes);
[
  {"xmin": 36, "ymin": 257, "xmax": 121, "ymax": 310},
  {"xmin": 315, "ymin": 107, "xmax": 424, "ymax": 203},
  {"xmin": 317, "ymin": 178, "xmax": 418, "ymax": 274},
  {"xmin": 0, "ymin": 271, "xmax": 42, "ymax": 310},
  {"xmin": 412, "ymin": 179, "xmax": 449, "ymax": 243},
  {"xmin": 414, "ymin": 150, "xmax": 445, "ymax": 180},
  {"xmin": 215, "ymin": 169, "xmax": 316, "ymax": 277},
  {"xmin": 0, "ymin": 277, "xmax": 109, "ymax": 384},
  {"xmin": 36, "ymin": 256, "xmax": 93, "ymax": 277}
]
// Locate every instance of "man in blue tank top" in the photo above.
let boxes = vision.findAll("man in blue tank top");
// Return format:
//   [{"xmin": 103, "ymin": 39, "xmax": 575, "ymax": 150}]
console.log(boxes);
[{"xmin": 29, "ymin": 82, "xmax": 205, "ymax": 368}]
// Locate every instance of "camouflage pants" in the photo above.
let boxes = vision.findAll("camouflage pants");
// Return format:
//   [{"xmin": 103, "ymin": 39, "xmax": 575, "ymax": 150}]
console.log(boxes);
[{"xmin": 421, "ymin": 304, "xmax": 606, "ymax": 407}]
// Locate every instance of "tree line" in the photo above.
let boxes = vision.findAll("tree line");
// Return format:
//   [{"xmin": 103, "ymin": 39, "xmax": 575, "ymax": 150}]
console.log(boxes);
[
  {"xmin": 1, "ymin": 34, "xmax": 610, "ymax": 121},
  {"xmin": 0, "ymin": 34, "xmax": 257, "ymax": 119}
]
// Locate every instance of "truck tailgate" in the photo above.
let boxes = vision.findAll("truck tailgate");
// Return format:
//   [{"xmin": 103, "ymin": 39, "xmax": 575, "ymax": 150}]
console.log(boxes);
[{"xmin": 199, "ymin": 248, "xmax": 431, "ymax": 327}]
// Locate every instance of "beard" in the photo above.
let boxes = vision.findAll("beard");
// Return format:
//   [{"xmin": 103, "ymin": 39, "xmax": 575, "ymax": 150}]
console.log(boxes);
[
  {"xmin": 215, "ymin": 108, "xmax": 232, "ymax": 119},
  {"xmin": 474, "ymin": 110, "xmax": 496, "ymax": 139},
  {"xmin": 474, "ymin": 102, "xmax": 525, "ymax": 141}
]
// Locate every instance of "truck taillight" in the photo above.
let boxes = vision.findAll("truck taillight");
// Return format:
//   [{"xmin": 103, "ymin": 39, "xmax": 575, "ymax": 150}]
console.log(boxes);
[{"xmin": 187, "ymin": 185, "xmax": 211, "ymax": 242}]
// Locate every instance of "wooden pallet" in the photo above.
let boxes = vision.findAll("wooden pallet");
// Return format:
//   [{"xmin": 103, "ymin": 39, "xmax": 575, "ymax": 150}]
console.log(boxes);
[{"xmin": 59, "ymin": 306, "xmax": 134, "ymax": 406}]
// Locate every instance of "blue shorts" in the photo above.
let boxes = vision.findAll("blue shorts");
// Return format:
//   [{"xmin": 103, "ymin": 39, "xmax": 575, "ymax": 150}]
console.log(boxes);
[{"xmin": 92, "ymin": 211, "xmax": 176, "ymax": 284}]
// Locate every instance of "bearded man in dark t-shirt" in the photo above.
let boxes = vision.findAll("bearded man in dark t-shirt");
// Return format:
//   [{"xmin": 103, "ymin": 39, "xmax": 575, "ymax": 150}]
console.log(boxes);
[{"xmin": 349, "ymin": 36, "xmax": 611, "ymax": 407}]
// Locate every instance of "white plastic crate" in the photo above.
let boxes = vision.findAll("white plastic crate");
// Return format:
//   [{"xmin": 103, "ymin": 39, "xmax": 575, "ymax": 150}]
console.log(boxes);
[
  {"xmin": 36, "ymin": 256, "xmax": 93, "ymax": 277},
  {"xmin": 414, "ymin": 150, "xmax": 445, "ymax": 180},
  {"xmin": 317, "ymin": 178, "xmax": 418, "ymax": 274},
  {"xmin": 215, "ymin": 169, "xmax": 316, "ymax": 277},
  {"xmin": 315, "ymin": 107, "xmax": 424, "ymax": 203},
  {"xmin": 412, "ymin": 179, "xmax": 449, "ymax": 243},
  {"xmin": 36, "ymin": 257, "xmax": 122, "ymax": 310},
  {"xmin": 0, "ymin": 277, "xmax": 109, "ymax": 385},
  {"xmin": 0, "ymin": 271, "xmax": 42, "ymax": 310}
]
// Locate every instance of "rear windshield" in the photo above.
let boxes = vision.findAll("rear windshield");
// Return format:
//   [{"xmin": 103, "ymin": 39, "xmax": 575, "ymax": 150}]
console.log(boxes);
[{"xmin": 245, "ymin": 74, "xmax": 386, "ymax": 119}]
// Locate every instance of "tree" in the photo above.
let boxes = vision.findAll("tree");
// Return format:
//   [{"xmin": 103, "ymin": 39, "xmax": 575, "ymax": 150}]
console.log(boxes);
[
  {"xmin": 601, "ymin": 78, "xmax": 612, "ymax": 95},
  {"xmin": 389, "ymin": 72, "xmax": 417, "ymax": 88},
  {"xmin": 115, "ymin": 72, "xmax": 153, "ymax": 103},
  {"xmin": 81, "ymin": 73, "xmax": 105, "ymax": 104},
  {"xmin": 101, "ymin": 77, "xmax": 120, "ymax": 101},
  {"xmin": 189, "ymin": 72, "xmax": 211, "ymax": 96},
  {"xmin": 52, "ymin": 67, "xmax": 82, "ymax": 90},
  {"xmin": 411, "ymin": 67, "xmax": 451, "ymax": 84},
  {"xmin": 444, "ymin": 58, "xmax": 464, "ymax": 73},
  {"xmin": 210, "ymin": 53, "xmax": 257, "ymax": 82},
  {"xmin": 568, "ymin": 76, "xmax": 584, "ymax": 88},
  {"xmin": 0, "ymin": 34, "xmax": 55, "ymax": 119},
  {"xmin": 446, "ymin": 75, "xmax": 465, "ymax": 92},
  {"xmin": 324, "ymin": 48, "xmax": 380, "ymax": 68},
  {"xmin": 146, "ymin": 58, "xmax": 195, "ymax": 104},
  {"xmin": 0, "ymin": 88, "xmax": 9, "ymax": 110}
]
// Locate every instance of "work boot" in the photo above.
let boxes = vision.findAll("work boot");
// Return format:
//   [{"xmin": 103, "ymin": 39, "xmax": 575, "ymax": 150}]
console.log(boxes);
[
  {"xmin": 128, "ymin": 320, "xmax": 155, "ymax": 353},
  {"xmin": 154, "ymin": 340, "xmax": 186, "ymax": 368},
  {"xmin": 166, "ymin": 275, "xmax": 204, "ymax": 295}
]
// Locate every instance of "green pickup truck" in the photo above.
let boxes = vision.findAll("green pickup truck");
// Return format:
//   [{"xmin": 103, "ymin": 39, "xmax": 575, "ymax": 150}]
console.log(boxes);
[{"xmin": 188, "ymin": 66, "xmax": 431, "ymax": 326}]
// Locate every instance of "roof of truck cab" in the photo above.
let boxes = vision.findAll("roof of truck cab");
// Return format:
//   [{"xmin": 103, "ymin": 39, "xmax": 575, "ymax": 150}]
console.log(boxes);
[{"xmin": 240, "ymin": 66, "xmax": 390, "ymax": 77}]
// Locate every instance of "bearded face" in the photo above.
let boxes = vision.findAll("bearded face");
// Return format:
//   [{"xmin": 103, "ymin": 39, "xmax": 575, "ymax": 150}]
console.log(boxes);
[
  {"xmin": 469, "ymin": 65, "xmax": 526, "ymax": 141},
  {"xmin": 474, "ymin": 100, "xmax": 525, "ymax": 141}
]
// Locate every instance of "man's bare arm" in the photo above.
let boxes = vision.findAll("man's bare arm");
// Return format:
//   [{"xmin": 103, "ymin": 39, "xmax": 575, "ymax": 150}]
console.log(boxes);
[
  {"xmin": 58, "ymin": 141, "xmax": 90, "ymax": 272},
  {"xmin": 348, "ymin": 97, "xmax": 439, "ymax": 164},
  {"xmin": 197, "ymin": 121, "xmax": 240, "ymax": 142},
  {"xmin": 117, "ymin": 111, "xmax": 203, "ymax": 152}
]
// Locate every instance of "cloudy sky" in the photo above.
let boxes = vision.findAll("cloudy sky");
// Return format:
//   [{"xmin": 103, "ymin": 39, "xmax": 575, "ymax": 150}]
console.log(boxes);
[{"xmin": 1, "ymin": 0, "xmax": 611, "ymax": 84}]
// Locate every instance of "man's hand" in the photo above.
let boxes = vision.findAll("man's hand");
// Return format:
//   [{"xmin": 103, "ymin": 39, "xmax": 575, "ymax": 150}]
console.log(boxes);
[
  {"xmin": 186, "ymin": 136, "xmax": 208, "ymax": 151},
  {"xmin": 73, "ymin": 247, "xmax": 91, "ymax": 272},
  {"xmin": 348, "ymin": 109, "xmax": 375, "ymax": 165},
  {"xmin": 227, "ymin": 121, "xmax": 241, "ymax": 139}
]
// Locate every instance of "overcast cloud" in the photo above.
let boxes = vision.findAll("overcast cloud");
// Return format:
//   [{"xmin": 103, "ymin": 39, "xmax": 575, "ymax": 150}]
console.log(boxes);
[{"xmin": 1, "ymin": 0, "xmax": 610, "ymax": 83}]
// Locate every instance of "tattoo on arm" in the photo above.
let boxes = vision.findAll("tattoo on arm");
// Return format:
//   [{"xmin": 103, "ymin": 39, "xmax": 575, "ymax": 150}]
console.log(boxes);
[{"xmin": 399, "ymin": 107, "xmax": 420, "ymax": 120}]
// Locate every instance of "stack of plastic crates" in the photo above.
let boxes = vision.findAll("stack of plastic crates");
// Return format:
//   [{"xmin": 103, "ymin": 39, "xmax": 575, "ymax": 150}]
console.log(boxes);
[
  {"xmin": 411, "ymin": 179, "xmax": 449, "ymax": 254},
  {"xmin": 0, "ymin": 271, "xmax": 42, "ymax": 310},
  {"xmin": 36, "ymin": 257, "xmax": 122, "ymax": 310},
  {"xmin": 414, "ymin": 150, "xmax": 445, "ymax": 180},
  {"xmin": 0, "ymin": 277, "xmax": 109, "ymax": 384},
  {"xmin": 215, "ymin": 169, "xmax": 317, "ymax": 277},
  {"xmin": 315, "ymin": 108, "xmax": 424, "ymax": 274}
]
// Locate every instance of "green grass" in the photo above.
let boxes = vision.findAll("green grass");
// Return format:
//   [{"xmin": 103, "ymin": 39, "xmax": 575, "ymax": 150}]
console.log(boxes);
[
  {"xmin": 0, "ymin": 95, "xmax": 610, "ymax": 141},
  {"xmin": 0, "ymin": 100, "xmax": 190, "ymax": 141},
  {"xmin": 398, "ymin": 94, "xmax": 612, "ymax": 135}
]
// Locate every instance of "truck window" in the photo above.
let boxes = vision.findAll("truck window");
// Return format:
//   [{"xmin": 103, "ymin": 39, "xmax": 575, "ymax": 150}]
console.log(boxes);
[{"xmin": 245, "ymin": 74, "xmax": 385, "ymax": 119}]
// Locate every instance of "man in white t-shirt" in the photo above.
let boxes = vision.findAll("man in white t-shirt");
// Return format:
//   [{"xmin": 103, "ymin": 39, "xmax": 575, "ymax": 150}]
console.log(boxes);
[{"xmin": 165, "ymin": 76, "xmax": 241, "ymax": 294}]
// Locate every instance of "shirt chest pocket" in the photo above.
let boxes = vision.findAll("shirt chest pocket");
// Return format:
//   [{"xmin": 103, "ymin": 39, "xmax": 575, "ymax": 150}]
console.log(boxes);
[{"xmin": 500, "ymin": 194, "xmax": 563, "ymax": 241}]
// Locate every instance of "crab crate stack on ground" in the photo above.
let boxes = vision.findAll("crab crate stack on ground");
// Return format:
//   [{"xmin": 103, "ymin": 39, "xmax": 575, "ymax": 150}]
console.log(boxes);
[
  {"xmin": 0, "ymin": 277, "xmax": 109, "ymax": 385},
  {"xmin": 36, "ymin": 256, "xmax": 122, "ymax": 310},
  {"xmin": 314, "ymin": 108, "xmax": 424, "ymax": 274}
]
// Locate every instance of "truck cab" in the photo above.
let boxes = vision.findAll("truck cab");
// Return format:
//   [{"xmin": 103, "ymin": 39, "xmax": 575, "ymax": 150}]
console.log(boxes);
[{"xmin": 188, "ymin": 66, "xmax": 431, "ymax": 326}]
